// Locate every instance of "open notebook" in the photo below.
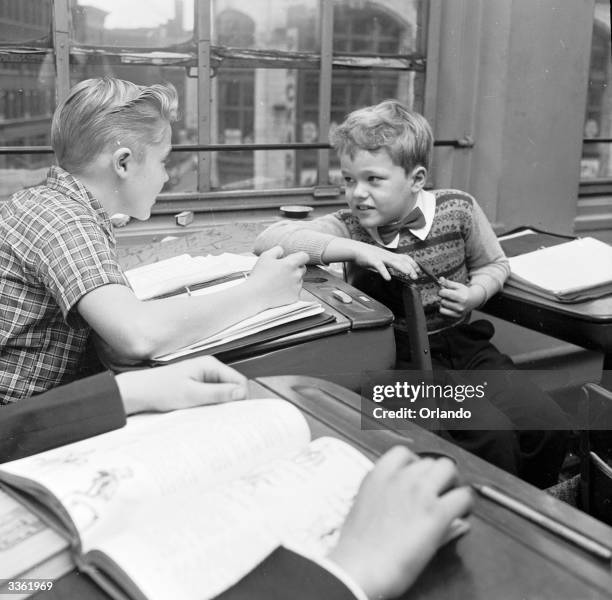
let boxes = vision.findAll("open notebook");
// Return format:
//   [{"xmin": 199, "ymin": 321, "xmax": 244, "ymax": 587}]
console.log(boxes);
[
  {"xmin": 501, "ymin": 235, "xmax": 612, "ymax": 302},
  {"xmin": 124, "ymin": 253, "xmax": 258, "ymax": 300},
  {"xmin": 124, "ymin": 254, "xmax": 326, "ymax": 361},
  {"xmin": 0, "ymin": 400, "xmax": 469, "ymax": 600}
]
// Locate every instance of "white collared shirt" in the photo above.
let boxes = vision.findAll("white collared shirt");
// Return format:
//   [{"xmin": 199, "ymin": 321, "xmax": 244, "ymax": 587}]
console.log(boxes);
[{"xmin": 368, "ymin": 189, "xmax": 436, "ymax": 247}]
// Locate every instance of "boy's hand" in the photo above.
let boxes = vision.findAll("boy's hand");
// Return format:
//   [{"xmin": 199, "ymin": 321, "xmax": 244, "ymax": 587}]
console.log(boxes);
[
  {"xmin": 437, "ymin": 278, "xmax": 486, "ymax": 318},
  {"xmin": 248, "ymin": 246, "xmax": 308, "ymax": 309},
  {"xmin": 350, "ymin": 242, "xmax": 419, "ymax": 281},
  {"xmin": 116, "ymin": 356, "xmax": 248, "ymax": 414},
  {"xmin": 328, "ymin": 446, "xmax": 472, "ymax": 599}
]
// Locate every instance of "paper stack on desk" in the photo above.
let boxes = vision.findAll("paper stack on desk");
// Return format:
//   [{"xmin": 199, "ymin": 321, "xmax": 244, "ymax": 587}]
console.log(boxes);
[
  {"xmin": 153, "ymin": 298, "xmax": 325, "ymax": 362},
  {"xmin": 506, "ymin": 236, "xmax": 612, "ymax": 302}
]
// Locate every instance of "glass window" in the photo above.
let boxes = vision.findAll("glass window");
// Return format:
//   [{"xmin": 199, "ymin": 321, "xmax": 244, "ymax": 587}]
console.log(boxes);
[
  {"xmin": 0, "ymin": 0, "xmax": 429, "ymax": 202},
  {"xmin": 212, "ymin": 0, "xmax": 319, "ymax": 52},
  {"xmin": 0, "ymin": 58, "xmax": 55, "ymax": 201},
  {"xmin": 0, "ymin": 0, "xmax": 52, "ymax": 45},
  {"xmin": 581, "ymin": 0, "xmax": 611, "ymax": 180},
  {"xmin": 72, "ymin": 0, "xmax": 194, "ymax": 47},
  {"xmin": 333, "ymin": 0, "xmax": 425, "ymax": 55}
]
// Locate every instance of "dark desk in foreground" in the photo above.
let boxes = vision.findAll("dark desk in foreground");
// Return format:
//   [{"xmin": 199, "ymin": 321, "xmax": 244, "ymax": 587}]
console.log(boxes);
[{"xmin": 37, "ymin": 376, "xmax": 612, "ymax": 600}]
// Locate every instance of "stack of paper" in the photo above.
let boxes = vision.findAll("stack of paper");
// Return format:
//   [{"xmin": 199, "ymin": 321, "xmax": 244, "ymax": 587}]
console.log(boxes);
[
  {"xmin": 125, "ymin": 253, "xmax": 258, "ymax": 300},
  {"xmin": 506, "ymin": 237, "xmax": 612, "ymax": 302},
  {"xmin": 154, "ymin": 299, "xmax": 325, "ymax": 362}
]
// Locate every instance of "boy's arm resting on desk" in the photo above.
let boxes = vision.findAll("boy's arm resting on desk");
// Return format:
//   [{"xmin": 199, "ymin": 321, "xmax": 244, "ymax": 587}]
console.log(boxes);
[
  {"xmin": 218, "ymin": 447, "xmax": 472, "ymax": 600},
  {"xmin": 254, "ymin": 214, "xmax": 349, "ymax": 263},
  {"xmin": 254, "ymin": 216, "xmax": 420, "ymax": 280},
  {"xmin": 328, "ymin": 447, "xmax": 472, "ymax": 600},
  {"xmin": 0, "ymin": 358, "xmax": 249, "ymax": 462},
  {"xmin": 77, "ymin": 247, "xmax": 308, "ymax": 361},
  {"xmin": 0, "ymin": 371, "xmax": 125, "ymax": 462}
]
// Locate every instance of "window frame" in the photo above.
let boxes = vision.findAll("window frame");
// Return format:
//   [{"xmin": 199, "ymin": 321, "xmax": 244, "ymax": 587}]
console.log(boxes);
[{"xmin": 0, "ymin": 0, "xmax": 471, "ymax": 215}]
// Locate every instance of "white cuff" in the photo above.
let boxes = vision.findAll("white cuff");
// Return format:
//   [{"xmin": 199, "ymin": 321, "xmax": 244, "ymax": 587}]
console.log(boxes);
[{"xmin": 281, "ymin": 544, "xmax": 368, "ymax": 600}]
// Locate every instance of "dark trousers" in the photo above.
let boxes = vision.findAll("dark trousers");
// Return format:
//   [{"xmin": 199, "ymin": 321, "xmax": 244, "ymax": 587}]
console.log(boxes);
[{"xmin": 397, "ymin": 320, "xmax": 571, "ymax": 488}]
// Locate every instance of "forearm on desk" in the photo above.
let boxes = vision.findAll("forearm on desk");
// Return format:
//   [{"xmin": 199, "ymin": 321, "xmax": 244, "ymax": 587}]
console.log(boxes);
[
  {"xmin": 78, "ymin": 281, "xmax": 272, "ymax": 361},
  {"xmin": 0, "ymin": 371, "xmax": 125, "ymax": 462},
  {"xmin": 254, "ymin": 217, "xmax": 350, "ymax": 264}
]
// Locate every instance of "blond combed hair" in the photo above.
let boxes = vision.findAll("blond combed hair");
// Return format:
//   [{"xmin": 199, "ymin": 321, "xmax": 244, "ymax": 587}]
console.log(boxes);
[
  {"xmin": 330, "ymin": 99, "xmax": 433, "ymax": 172},
  {"xmin": 51, "ymin": 77, "xmax": 178, "ymax": 174}
]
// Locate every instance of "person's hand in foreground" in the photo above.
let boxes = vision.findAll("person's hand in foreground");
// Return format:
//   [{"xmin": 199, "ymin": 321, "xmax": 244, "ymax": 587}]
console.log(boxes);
[
  {"xmin": 328, "ymin": 446, "xmax": 472, "ymax": 599},
  {"xmin": 115, "ymin": 356, "xmax": 248, "ymax": 415}
]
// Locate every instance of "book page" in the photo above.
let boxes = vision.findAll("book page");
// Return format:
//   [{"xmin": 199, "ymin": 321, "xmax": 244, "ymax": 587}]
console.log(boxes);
[
  {"xmin": 88, "ymin": 437, "xmax": 373, "ymax": 600},
  {"xmin": 0, "ymin": 400, "xmax": 310, "ymax": 553},
  {"xmin": 125, "ymin": 253, "xmax": 257, "ymax": 300},
  {"xmin": 508, "ymin": 237, "xmax": 612, "ymax": 295}
]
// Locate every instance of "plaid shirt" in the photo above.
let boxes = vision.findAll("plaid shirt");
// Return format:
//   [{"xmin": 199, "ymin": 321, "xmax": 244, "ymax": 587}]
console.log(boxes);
[{"xmin": 0, "ymin": 166, "xmax": 127, "ymax": 403}]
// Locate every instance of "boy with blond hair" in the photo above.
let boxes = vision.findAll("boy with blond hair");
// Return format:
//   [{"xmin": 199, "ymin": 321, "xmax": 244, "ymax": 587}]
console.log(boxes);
[
  {"xmin": 0, "ymin": 77, "xmax": 307, "ymax": 403},
  {"xmin": 255, "ymin": 100, "xmax": 570, "ymax": 487}
]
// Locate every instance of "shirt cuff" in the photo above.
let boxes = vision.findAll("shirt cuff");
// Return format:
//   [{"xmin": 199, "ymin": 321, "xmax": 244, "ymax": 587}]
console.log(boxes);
[
  {"xmin": 281, "ymin": 544, "xmax": 368, "ymax": 600},
  {"xmin": 470, "ymin": 274, "xmax": 502, "ymax": 305}
]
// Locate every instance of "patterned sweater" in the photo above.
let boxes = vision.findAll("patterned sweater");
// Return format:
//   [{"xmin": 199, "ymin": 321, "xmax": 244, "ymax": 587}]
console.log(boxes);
[{"xmin": 254, "ymin": 189, "xmax": 509, "ymax": 334}]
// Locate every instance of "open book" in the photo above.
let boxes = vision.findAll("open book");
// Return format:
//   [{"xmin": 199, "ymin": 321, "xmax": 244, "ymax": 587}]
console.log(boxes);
[
  {"xmin": 0, "ymin": 487, "xmax": 73, "ymax": 598},
  {"xmin": 124, "ymin": 253, "xmax": 258, "ymax": 301},
  {"xmin": 503, "ymin": 236, "xmax": 612, "ymax": 302},
  {"xmin": 0, "ymin": 401, "xmax": 383, "ymax": 600}
]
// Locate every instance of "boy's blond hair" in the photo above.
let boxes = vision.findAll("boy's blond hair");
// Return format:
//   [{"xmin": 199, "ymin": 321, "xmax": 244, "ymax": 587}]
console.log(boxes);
[
  {"xmin": 330, "ymin": 99, "xmax": 433, "ymax": 172},
  {"xmin": 51, "ymin": 77, "xmax": 178, "ymax": 174}
]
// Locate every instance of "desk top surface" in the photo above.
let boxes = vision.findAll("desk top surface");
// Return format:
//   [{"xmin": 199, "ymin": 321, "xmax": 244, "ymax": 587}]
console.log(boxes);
[{"xmin": 253, "ymin": 375, "xmax": 612, "ymax": 600}]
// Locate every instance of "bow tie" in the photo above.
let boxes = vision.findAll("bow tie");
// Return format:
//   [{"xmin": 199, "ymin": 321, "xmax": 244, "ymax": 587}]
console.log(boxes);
[{"xmin": 377, "ymin": 207, "xmax": 426, "ymax": 245}]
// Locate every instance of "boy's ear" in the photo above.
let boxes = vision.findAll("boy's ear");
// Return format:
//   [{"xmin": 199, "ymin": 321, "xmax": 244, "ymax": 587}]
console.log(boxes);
[
  {"xmin": 112, "ymin": 148, "xmax": 133, "ymax": 179},
  {"xmin": 409, "ymin": 166, "xmax": 427, "ymax": 191}
]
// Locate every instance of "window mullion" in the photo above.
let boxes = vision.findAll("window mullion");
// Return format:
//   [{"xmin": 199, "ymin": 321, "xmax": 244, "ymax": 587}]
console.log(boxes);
[
  {"xmin": 196, "ymin": 0, "xmax": 212, "ymax": 193},
  {"xmin": 316, "ymin": 0, "xmax": 334, "ymax": 187},
  {"xmin": 52, "ymin": 0, "xmax": 70, "ymax": 105}
]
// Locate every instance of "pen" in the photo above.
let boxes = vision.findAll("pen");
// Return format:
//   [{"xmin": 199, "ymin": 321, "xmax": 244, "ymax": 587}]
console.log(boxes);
[
  {"xmin": 473, "ymin": 483, "xmax": 612, "ymax": 562},
  {"xmin": 415, "ymin": 260, "xmax": 441, "ymax": 286}
]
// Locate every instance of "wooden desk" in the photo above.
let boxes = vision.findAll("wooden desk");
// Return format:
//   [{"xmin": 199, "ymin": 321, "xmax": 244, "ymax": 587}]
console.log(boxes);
[
  {"xmin": 486, "ymin": 229, "xmax": 612, "ymax": 384},
  {"xmin": 34, "ymin": 376, "xmax": 612, "ymax": 600}
]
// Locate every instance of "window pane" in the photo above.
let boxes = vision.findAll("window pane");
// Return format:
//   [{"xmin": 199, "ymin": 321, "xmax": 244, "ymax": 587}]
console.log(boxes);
[
  {"xmin": 213, "ymin": 0, "xmax": 319, "ymax": 52},
  {"xmin": 211, "ymin": 149, "xmax": 318, "ymax": 191},
  {"xmin": 210, "ymin": 66, "xmax": 318, "ymax": 190},
  {"xmin": 0, "ymin": 0, "xmax": 52, "ymax": 45},
  {"xmin": 581, "ymin": 0, "xmax": 611, "ymax": 179},
  {"xmin": 0, "ymin": 60, "xmax": 55, "ymax": 201},
  {"xmin": 333, "ymin": 0, "xmax": 426, "ymax": 55},
  {"xmin": 72, "ymin": 0, "xmax": 194, "ymax": 47},
  {"xmin": 69, "ymin": 63, "xmax": 195, "ymax": 142}
]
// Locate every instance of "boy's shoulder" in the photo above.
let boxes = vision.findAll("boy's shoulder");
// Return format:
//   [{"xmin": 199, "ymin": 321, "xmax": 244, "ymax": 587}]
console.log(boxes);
[
  {"xmin": 432, "ymin": 188, "xmax": 477, "ymax": 206},
  {"xmin": 2, "ymin": 179, "xmax": 95, "ymax": 228}
]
